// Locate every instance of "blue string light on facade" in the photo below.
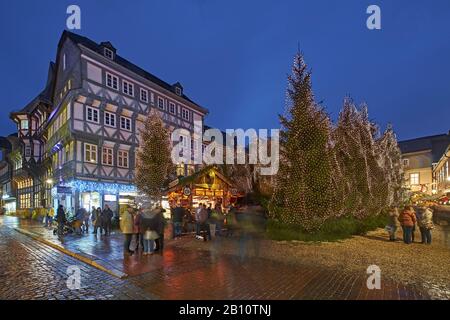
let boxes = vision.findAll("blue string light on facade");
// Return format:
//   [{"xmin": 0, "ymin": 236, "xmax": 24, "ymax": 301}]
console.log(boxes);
[{"xmin": 66, "ymin": 179, "xmax": 137, "ymax": 194}]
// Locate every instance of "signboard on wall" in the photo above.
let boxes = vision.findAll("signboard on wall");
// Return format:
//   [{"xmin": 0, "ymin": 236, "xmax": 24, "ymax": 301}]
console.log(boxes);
[{"xmin": 57, "ymin": 186, "xmax": 72, "ymax": 194}]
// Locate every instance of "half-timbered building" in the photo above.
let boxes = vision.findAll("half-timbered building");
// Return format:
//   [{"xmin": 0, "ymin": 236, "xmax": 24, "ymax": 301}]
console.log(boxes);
[{"xmin": 8, "ymin": 31, "xmax": 209, "ymax": 214}]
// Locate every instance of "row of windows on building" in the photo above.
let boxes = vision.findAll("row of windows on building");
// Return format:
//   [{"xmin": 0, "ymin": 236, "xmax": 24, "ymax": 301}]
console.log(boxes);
[
  {"xmin": 84, "ymin": 143, "xmax": 129, "ymax": 168},
  {"xmin": 105, "ymin": 73, "xmax": 191, "ymax": 121},
  {"xmin": 436, "ymin": 161, "xmax": 449, "ymax": 184},
  {"xmin": 48, "ymin": 103, "xmax": 71, "ymax": 140},
  {"xmin": 86, "ymin": 106, "xmax": 132, "ymax": 131}
]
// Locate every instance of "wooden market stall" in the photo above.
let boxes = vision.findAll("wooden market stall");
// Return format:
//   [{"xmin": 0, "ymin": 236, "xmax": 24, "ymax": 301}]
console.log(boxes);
[{"xmin": 167, "ymin": 166, "xmax": 244, "ymax": 211}]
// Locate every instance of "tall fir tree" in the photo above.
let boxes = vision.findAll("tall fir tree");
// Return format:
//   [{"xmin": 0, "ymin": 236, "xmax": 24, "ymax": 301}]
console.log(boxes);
[
  {"xmin": 376, "ymin": 124, "xmax": 404, "ymax": 206},
  {"xmin": 135, "ymin": 112, "xmax": 173, "ymax": 204},
  {"xmin": 269, "ymin": 52, "xmax": 334, "ymax": 231}
]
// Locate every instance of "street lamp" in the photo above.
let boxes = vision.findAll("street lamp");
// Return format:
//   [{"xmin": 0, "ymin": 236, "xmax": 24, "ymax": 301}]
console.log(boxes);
[{"xmin": 46, "ymin": 179, "xmax": 54, "ymax": 185}]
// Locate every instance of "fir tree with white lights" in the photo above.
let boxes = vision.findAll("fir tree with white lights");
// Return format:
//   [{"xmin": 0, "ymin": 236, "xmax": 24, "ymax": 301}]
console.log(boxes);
[
  {"xmin": 135, "ymin": 112, "xmax": 172, "ymax": 205},
  {"xmin": 269, "ymin": 52, "xmax": 335, "ymax": 231}
]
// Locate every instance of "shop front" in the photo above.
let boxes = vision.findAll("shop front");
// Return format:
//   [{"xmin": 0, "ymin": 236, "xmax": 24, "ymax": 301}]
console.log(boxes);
[
  {"xmin": 167, "ymin": 166, "xmax": 244, "ymax": 212},
  {"xmin": 53, "ymin": 179, "xmax": 137, "ymax": 216}
]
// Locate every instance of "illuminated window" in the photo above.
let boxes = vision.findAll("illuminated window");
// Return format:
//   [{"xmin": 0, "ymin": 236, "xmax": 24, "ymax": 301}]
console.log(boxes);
[
  {"xmin": 410, "ymin": 173, "xmax": 419, "ymax": 185},
  {"xmin": 118, "ymin": 150, "xmax": 129, "ymax": 168},
  {"xmin": 84, "ymin": 143, "xmax": 98, "ymax": 163},
  {"xmin": 21, "ymin": 119, "xmax": 29, "ymax": 130},
  {"xmin": 102, "ymin": 147, "xmax": 113, "ymax": 166}
]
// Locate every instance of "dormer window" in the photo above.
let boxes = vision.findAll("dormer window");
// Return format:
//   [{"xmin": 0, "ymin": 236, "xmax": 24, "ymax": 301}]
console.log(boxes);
[
  {"xmin": 104, "ymin": 48, "xmax": 114, "ymax": 60},
  {"xmin": 175, "ymin": 87, "xmax": 182, "ymax": 96}
]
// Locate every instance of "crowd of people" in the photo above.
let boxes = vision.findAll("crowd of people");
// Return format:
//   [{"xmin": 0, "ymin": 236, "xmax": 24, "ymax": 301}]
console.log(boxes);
[
  {"xmin": 45, "ymin": 204, "xmax": 116, "ymax": 238},
  {"xmin": 387, "ymin": 205, "xmax": 434, "ymax": 244}
]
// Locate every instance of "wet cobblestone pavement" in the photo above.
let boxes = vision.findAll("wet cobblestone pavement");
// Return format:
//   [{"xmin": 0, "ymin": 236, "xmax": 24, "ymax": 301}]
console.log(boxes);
[{"xmin": 0, "ymin": 216, "xmax": 433, "ymax": 300}]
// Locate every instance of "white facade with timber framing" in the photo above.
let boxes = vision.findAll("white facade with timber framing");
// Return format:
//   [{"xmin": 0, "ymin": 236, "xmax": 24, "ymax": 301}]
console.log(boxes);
[{"xmin": 8, "ymin": 31, "xmax": 209, "ymax": 215}]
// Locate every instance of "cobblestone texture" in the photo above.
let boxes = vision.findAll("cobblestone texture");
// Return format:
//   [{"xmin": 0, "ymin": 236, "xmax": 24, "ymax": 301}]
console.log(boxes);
[{"xmin": 0, "ymin": 216, "xmax": 432, "ymax": 300}]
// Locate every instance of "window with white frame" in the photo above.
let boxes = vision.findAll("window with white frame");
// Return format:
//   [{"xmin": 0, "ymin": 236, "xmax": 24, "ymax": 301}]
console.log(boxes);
[
  {"xmin": 118, "ymin": 150, "xmax": 129, "ymax": 168},
  {"xmin": 158, "ymin": 97, "xmax": 165, "ymax": 109},
  {"xmin": 140, "ymin": 88, "xmax": 148, "ymax": 102},
  {"xmin": 120, "ymin": 116, "xmax": 132, "ymax": 131},
  {"xmin": 84, "ymin": 144, "xmax": 98, "ymax": 163},
  {"xmin": 104, "ymin": 48, "xmax": 114, "ymax": 60},
  {"xmin": 106, "ymin": 73, "xmax": 118, "ymax": 90},
  {"xmin": 104, "ymin": 111, "xmax": 116, "ymax": 127},
  {"xmin": 86, "ymin": 106, "xmax": 99, "ymax": 123},
  {"xmin": 169, "ymin": 102, "xmax": 176, "ymax": 114},
  {"xmin": 102, "ymin": 147, "xmax": 113, "ymax": 166},
  {"xmin": 410, "ymin": 173, "xmax": 419, "ymax": 185},
  {"xmin": 181, "ymin": 108, "xmax": 190, "ymax": 121},
  {"xmin": 122, "ymin": 80, "xmax": 134, "ymax": 96},
  {"xmin": 403, "ymin": 159, "xmax": 409, "ymax": 167}
]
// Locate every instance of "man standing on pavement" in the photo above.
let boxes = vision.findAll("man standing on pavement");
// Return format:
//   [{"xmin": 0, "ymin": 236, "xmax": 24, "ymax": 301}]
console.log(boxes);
[
  {"xmin": 103, "ymin": 205, "xmax": 113, "ymax": 236},
  {"xmin": 55, "ymin": 205, "xmax": 66, "ymax": 238},
  {"xmin": 172, "ymin": 202, "xmax": 184, "ymax": 239}
]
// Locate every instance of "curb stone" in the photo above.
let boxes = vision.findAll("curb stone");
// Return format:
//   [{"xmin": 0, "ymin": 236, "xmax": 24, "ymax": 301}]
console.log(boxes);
[{"xmin": 13, "ymin": 227, "xmax": 128, "ymax": 279}]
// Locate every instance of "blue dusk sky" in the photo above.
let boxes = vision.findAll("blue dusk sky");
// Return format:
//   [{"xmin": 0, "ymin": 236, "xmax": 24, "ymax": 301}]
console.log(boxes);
[{"xmin": 0, "ymin": 0, "xmax": 449, "ymax": 141}]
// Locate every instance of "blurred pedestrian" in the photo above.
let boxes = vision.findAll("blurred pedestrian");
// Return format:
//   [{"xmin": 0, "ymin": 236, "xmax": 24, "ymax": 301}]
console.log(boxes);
[
  {"xmin": 56, "ymin": 205, "xmax": 66, "ymax": 238},
  {"xmin": 418, "ymin": 207, "xmax": 434, "ymax": 244},
  {"xmin": 103, "ymin": 205, "xmax": 113, "ymax": 236},
  {"xmin": 172, "ymin": 202, "xmax": 184, "ymax": 239},
  {"xmin": 121, "ymin": 205, "xmax": 136, "ymax": 256},
  {"xmin": 93, "ymin": 207, "xmax": 103, "ymax": 235},
  {"xmin": 387, "ymin": 207, "xmax": 400, "ymax": 241}
]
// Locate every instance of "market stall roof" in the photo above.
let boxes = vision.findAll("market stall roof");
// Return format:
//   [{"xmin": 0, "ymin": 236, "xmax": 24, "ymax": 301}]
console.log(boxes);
[{"xmin": 168, "ymin": 166, "xmax": 233, "ymax": 192}]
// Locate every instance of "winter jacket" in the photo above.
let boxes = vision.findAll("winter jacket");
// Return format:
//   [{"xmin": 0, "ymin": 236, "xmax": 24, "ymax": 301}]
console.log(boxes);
[
  {"xmin": 94, "ymin": 209, "xmax": 103, "ymax": 227},
  {"xmin": 398, "ymin": 210, "xmax": 417, "ymax": 227},
  {"xmin": 197, "ymin": 208, "xmax": 208, "ymax": 224},
  {"xmin": 172, "ymin": 207, "xmax": 184, "ymax": 223},
  {"xmin": 418, "ymin": 209, "xmax": 434, "ymax": 229},
  {"xmin": 102, "ymin": 208, "xmax": 113, "ymax": 222},
  {"xmin": 120, "ymin": 210, "xmax": 135, "ymax": 234},
  {"xmin": 388, "ymin": 210, "xmax": 400, "ymax": 227},
  {"xmin": 56, "ymin": 208, "xmax": 66, "ymax": 223},
  {"xmin": 48, "ymin": 208, "xmax": 55, "ymax": 217}
]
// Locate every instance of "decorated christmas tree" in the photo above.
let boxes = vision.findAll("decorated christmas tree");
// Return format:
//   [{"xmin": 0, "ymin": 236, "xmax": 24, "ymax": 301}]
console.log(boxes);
[
  {"xmin": 269, "ymin": 52, "xmax": 335, "ymax": 231},
  {"xmin": 135, "ymin": 112, "xmax": 173, "ymax": 205}
]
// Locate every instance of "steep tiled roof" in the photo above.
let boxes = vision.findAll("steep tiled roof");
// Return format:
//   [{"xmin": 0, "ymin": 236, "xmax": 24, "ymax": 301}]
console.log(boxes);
[{"xmin": 62, "ymin": 31, "xmax": 207, "ymax": 114}]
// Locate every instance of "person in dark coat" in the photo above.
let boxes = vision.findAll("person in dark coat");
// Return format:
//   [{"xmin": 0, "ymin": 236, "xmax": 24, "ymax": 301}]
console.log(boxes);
[
  {"xmin": 93, "ymin": 207, "xmax": 103, "ymax": 235},
  {"xmin": 172, "ymin": 203, "xmax": 184, "ymax": 239},
  {"xmin": 102, "ymin": 205, "xmax": 113, "ymax": 236},
  {"xmin": 154, "ymin": 207, "xmax": 166, "ymax": 252},
  {"xmin": 56, "ymin": 205, "xmax": 66, "ymax": 237}
]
